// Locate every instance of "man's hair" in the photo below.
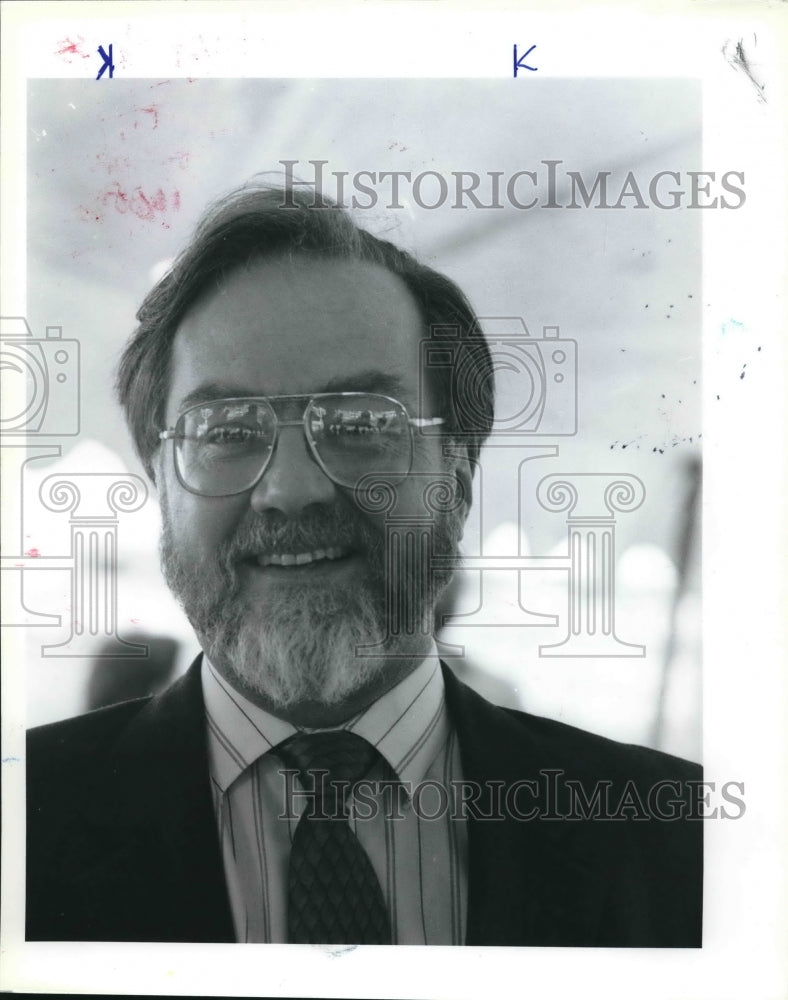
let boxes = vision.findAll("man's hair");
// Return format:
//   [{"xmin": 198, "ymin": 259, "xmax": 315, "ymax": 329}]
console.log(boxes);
[{"xmin": 116, "ymin": 183, "xmax": 495, "ymax": 479}]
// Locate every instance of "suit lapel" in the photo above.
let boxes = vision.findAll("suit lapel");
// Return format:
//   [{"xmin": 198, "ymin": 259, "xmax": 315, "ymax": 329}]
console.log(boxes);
[
  {"xmin": 442, "ymin": 664, "xmax": 608, "ymax": 946},
  {"xmin": 75, "ymin": 656, "xmax": 235, "ymax": 942}
]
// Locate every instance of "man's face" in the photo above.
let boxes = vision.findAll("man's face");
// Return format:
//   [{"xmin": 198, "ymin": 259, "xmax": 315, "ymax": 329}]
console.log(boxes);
[{"xmin": 156, "ymin": 254, "xmax": 468, "ymax": 724}]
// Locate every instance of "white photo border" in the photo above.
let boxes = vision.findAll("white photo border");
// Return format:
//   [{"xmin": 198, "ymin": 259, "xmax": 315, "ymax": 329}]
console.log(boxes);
[{"xmin": 1, "ymin": 3, "xmax": 786, "ymax": 998}]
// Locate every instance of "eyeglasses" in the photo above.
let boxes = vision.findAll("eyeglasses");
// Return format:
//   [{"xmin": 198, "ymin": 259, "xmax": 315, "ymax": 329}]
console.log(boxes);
[{"xmin": 158, "ymin": 392, "xmax": 445, "ymax": 497}]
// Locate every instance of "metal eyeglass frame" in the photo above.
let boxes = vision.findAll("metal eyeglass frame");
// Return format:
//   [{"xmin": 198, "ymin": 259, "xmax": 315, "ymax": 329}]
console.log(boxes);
[{"xmin": 158, "ymin": 392, "xmax": 446, "ymax": 497}]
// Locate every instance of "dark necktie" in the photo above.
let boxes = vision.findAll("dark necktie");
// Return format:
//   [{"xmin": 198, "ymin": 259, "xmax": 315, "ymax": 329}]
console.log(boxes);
[{"xmin": 275, "ymin": 730, "xmax": 392, "ymax": 945}]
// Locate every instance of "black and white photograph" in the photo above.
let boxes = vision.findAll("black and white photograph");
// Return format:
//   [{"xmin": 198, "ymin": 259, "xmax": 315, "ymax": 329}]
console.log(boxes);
[{"xmin": 1, "ymin": 4, "xmax": 785, "ymax": 998}]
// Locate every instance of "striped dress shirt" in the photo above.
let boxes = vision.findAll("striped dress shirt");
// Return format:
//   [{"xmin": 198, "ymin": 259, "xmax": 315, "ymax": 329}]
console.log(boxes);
[{"xmin": 202, "ymin": 652, "xmax": 468, "ymax": 944}]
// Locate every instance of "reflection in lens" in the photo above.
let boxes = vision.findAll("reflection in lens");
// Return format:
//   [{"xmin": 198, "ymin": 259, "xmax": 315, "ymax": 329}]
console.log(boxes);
[
  {"xmin": 309, "ymin": 395, "xmax": 411, "ymax": 488},
  {"xmin": 178, "ymin": 400, "xmax": 276, "ymax": 496}
]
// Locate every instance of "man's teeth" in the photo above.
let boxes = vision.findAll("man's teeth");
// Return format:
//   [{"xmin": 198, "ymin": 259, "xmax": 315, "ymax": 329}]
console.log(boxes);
[{"xmin": 257, "ymin": 547, "xmax": 348, "ymax": 568}]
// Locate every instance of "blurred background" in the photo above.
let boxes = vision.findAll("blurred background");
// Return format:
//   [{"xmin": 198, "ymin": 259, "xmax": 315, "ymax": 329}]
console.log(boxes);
[{"xmin": 12, "ymin": 78, "xmax": 701, "ymax": 758}]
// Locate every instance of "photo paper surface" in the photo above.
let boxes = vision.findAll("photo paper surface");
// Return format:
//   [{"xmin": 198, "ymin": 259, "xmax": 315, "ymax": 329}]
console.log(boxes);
[{"xmin": 1, "ymin": 3, "xmax": 785, "ymax": 997}]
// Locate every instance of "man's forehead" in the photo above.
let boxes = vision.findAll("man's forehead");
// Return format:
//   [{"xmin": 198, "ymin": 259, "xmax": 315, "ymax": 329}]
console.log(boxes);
[
  {"xmin": 167, "ymin": 254, "xmax": 431, "ymax": 410},
  {"xmin": 176, "ymin": 254, "xmax": 422, "ymax": 339}
]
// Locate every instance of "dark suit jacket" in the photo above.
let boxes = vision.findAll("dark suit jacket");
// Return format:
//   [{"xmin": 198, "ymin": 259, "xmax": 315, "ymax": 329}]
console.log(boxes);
[{"xmin": 26, "ymin": 658, "xmax": 702, "ymax": 945}]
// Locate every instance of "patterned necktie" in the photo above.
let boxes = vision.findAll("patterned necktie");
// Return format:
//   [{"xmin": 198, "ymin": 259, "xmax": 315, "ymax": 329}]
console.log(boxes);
[{"xmin": 275, "ymin": 730, "xmax": 392, "ymax": 945}]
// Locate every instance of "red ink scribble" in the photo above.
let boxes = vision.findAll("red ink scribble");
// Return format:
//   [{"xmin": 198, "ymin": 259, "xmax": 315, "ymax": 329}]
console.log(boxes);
[
  {"xmin": 99, "ymin": 183, "xmax": 181, "ymax": 222},
  {"xmin": 24, "ymin": 548, "xmax": 41, "ymax": 558},
  {"xmin": 56, "ymin": 35, "xmax": 90, "ymax": 61},
  {"xmin": 139, "ymin": 188, "xmax": 167, "ymax": 217},
  {"xmin": 139, "ymin": 104, "xmax": 160, "ymax": 129}
]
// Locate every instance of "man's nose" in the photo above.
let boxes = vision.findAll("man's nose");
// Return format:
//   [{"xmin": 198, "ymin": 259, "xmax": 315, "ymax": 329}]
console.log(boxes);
[{"xmin": 249, "ymin": 425, "xmax": 337, "ymax": 516}]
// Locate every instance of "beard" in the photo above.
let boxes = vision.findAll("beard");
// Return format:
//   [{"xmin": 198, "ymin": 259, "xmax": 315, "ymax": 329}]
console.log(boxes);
[{"xmin": 159, "ymin": 493, "xmax": 463, "ymax": 712}]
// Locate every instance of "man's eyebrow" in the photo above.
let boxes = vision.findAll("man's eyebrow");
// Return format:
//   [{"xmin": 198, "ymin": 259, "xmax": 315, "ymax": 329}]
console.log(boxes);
[
  {"xmin": 176, "ymin": 382, "xmax": 258, "ymax": 412},
  {"xmin": 175, "ymin": 372, "xmax": 410, "ymax": 413},
  {"xmin": 321, "ymin": 371, "xmax": 409, "ymax": 398}
]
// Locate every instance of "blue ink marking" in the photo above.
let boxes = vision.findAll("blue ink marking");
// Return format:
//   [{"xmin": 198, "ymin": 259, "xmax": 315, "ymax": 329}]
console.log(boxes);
[
  {"xmin": 721, "ymin": 318, "xmax": 744, "ymax": 336},
  {"xmin": 96, "ymin": 44, "xmax": 115, "ymax": 80},
  {"xmin": 513, "ymin": 43, "xmax": 537, "ymax": 76},
  {"xmin": 2, "ymin": 757, "xmax": 21, "ymax": 764}
]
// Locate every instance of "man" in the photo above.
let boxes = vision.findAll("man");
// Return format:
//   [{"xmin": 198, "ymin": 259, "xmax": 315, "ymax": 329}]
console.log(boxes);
[{"xmin": 26, "ymin": 183, "xmax": 702, "ymax": 946}]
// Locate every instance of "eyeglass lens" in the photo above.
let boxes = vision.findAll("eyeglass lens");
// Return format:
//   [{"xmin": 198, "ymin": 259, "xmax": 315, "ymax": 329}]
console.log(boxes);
[{"xmin": 175, "ymin": 394, "xmax": 413, "ymax": 496}]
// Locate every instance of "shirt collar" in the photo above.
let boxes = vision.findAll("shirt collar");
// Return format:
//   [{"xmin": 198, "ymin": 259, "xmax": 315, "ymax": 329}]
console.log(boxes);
[{"xmin": 202, "ymin": 645, "xmax": 448, "ymax": 795}]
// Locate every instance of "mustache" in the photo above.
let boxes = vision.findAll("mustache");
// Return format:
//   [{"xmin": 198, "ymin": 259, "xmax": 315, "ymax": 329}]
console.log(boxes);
[{"xmin": 219, "ymin": 504, "xmax": 382, "ymax": 568}]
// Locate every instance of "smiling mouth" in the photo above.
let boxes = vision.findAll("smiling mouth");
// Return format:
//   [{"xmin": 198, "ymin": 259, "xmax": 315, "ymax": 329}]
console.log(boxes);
[{"xmin": 255, "ymin": 546, "xmax": 352, "ymax": 568}]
